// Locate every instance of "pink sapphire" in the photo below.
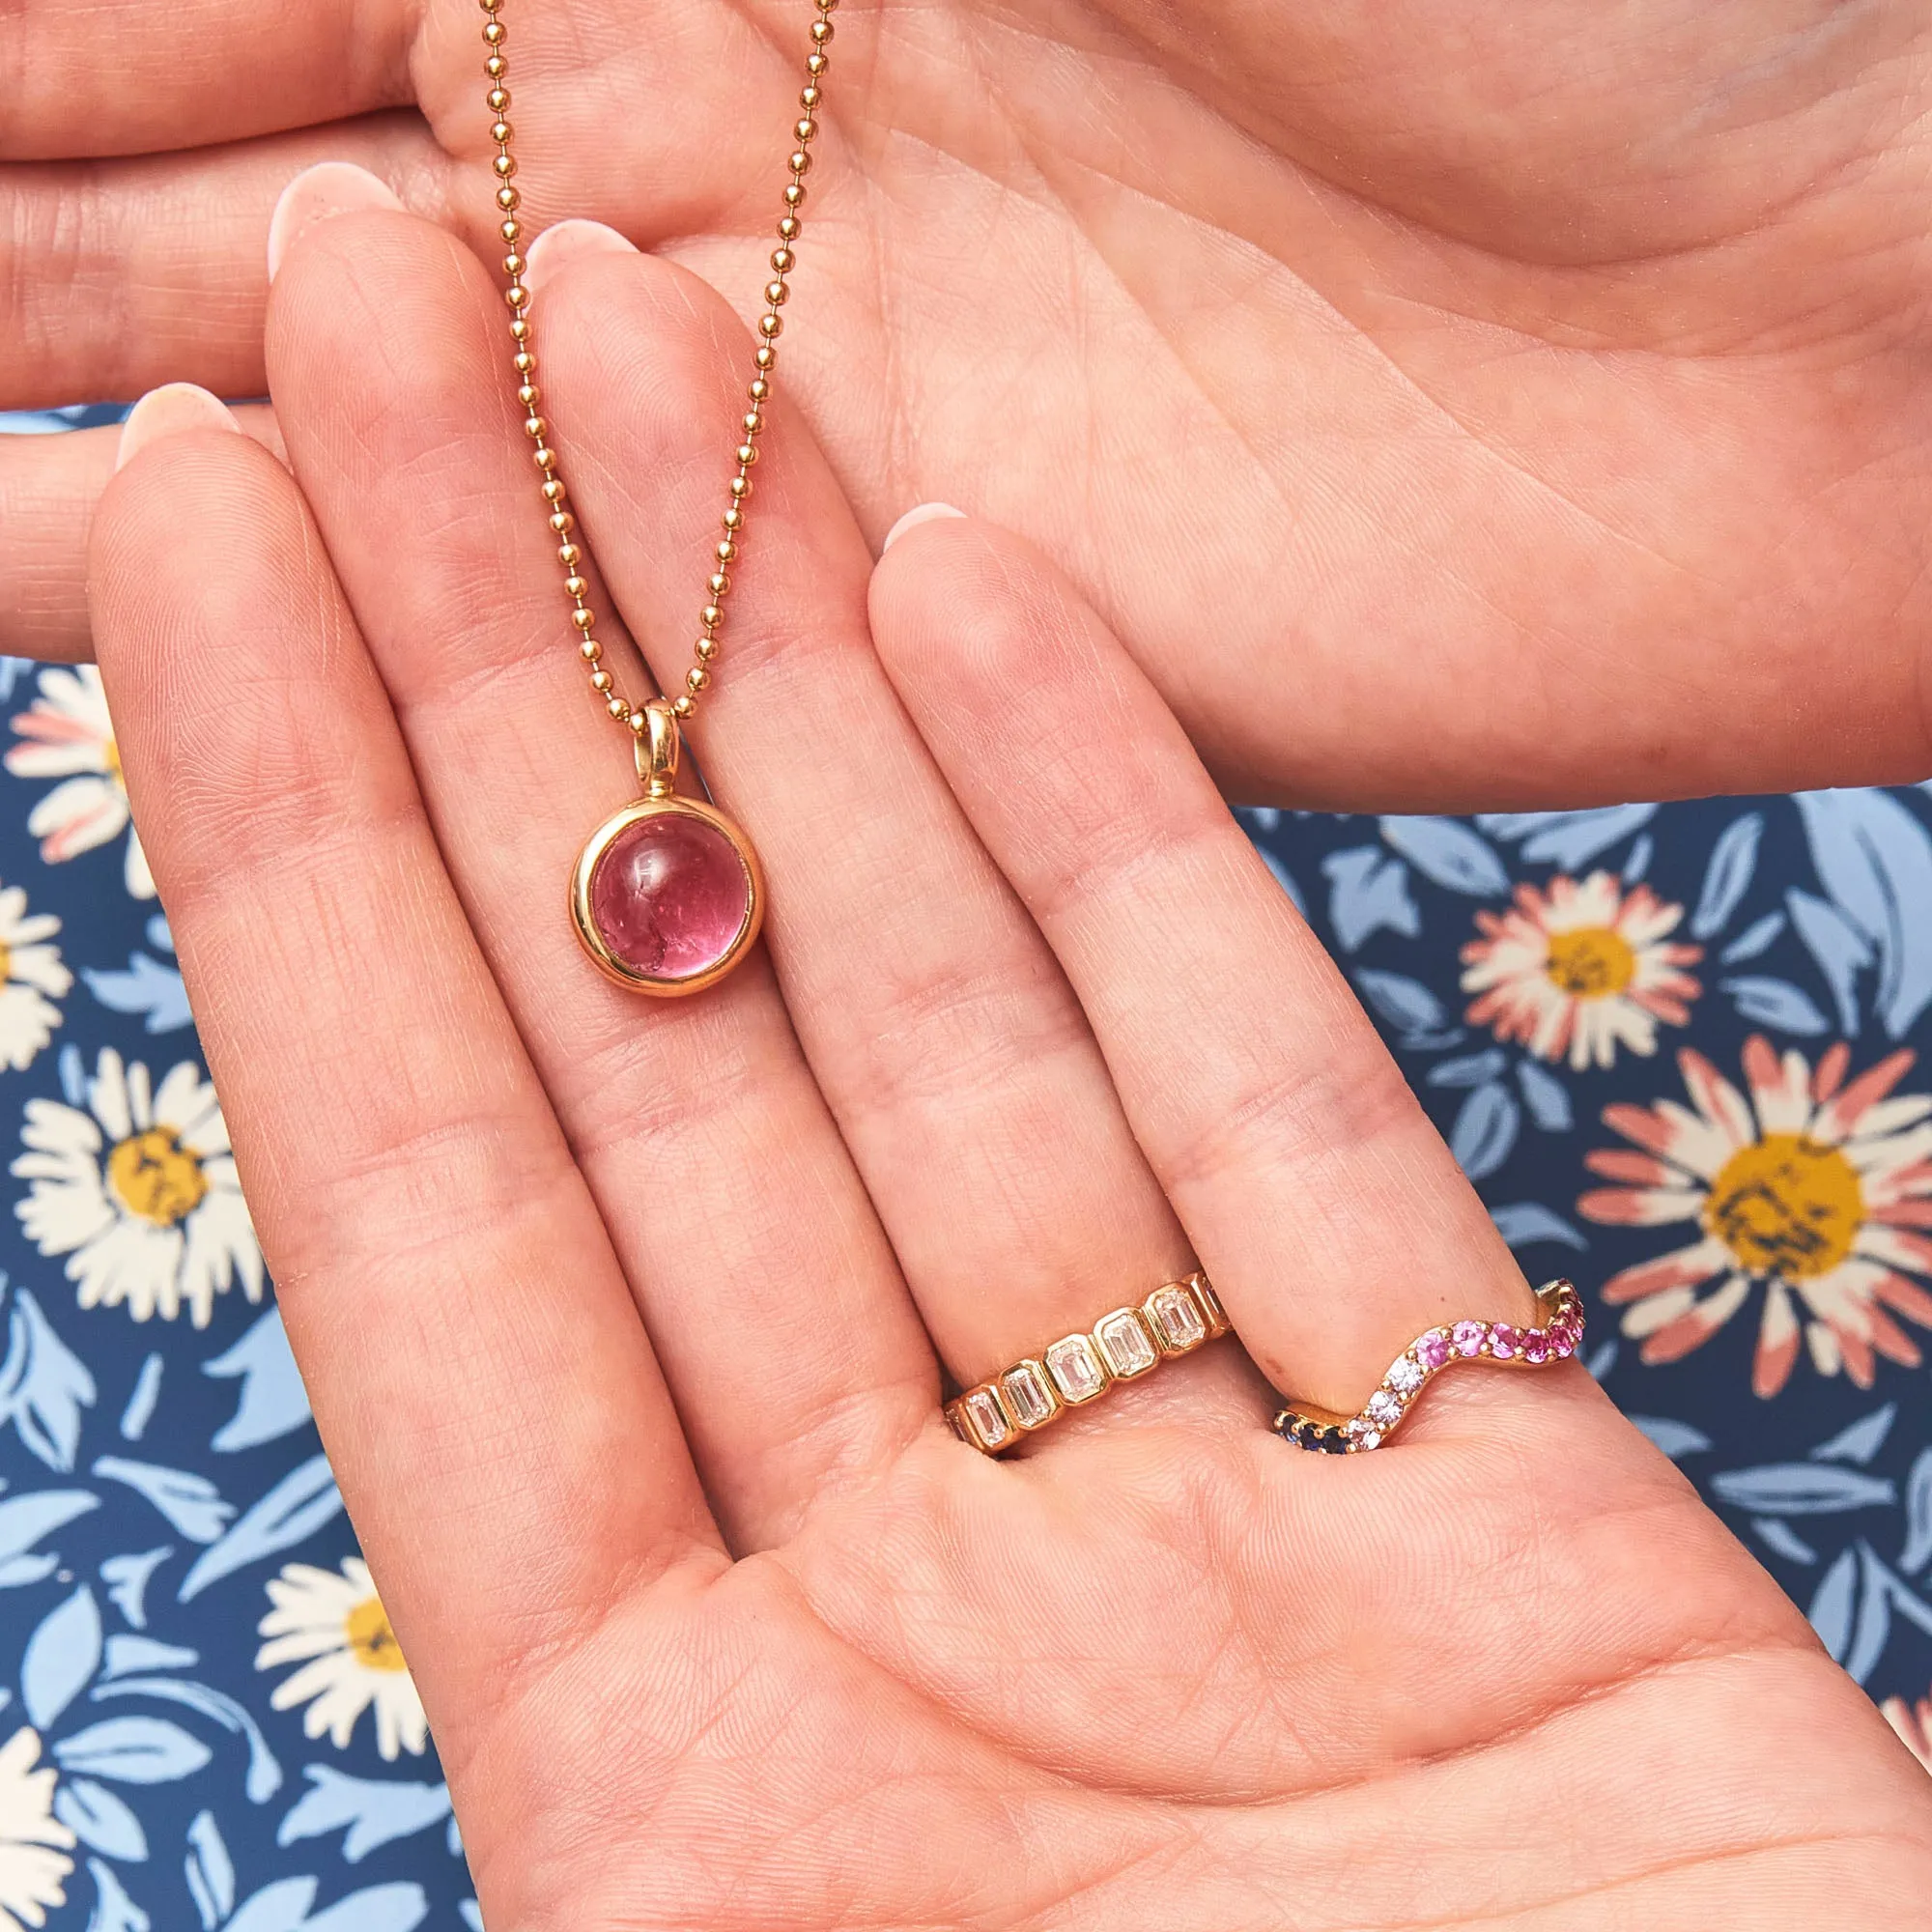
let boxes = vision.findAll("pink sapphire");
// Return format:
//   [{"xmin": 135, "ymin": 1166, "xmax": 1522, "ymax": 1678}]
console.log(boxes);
[
  {"xmin": 590, "ymin": 813, "xmax": 752, "ymax": 980},
  {"xmin": 1549, "ymin": 1325, "xmax": 1577, "ymax": 1359},
  {"xmin": 1417, "ymin": 1331, "xmax": 1451, "ymax": 1370},
  {"xmin": 1523, "ymin": 1331, "xmax": 1548, "ymax": 1364},
  {"xmin": 1490, "ymin": 1323, "xmax": 1519, "ymax": 1359},
  {"xmin": 1452, "ymin": 1320, "xmax": 1486, "ymax": 1357}
]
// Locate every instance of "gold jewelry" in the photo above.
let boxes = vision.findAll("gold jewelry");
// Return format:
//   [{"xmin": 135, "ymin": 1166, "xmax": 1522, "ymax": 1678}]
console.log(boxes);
[
  {"xmin": 947, "ymin": 1273, "xmax": 1231, "ymax": 1456},
  {"xmin": 478, "ymin": 0, "xmax": 837, "ymax": 994},
  {"xmin": 1273, "ymin": 1277, "xmax": 1584, "ymax": 1454}
]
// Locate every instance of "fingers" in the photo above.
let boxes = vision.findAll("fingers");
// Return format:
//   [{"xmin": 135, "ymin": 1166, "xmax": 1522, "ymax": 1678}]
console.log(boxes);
[
  {"xmin": 872, "ymin": 519, "xmax": 1564, "ymax": 1421},
  {"xmin": 0, "ymin": 406, "xmax": 281, "ymax": 661},
  {"xmin": 526, "ymin": 230, "xmax": 1274, "ymax": 1433},
  {"xmin": 0, "ymin": 0, "xmax": 411, "ymax": 160},
  {"xmin": 264, "ymin": 197, "xmax": 939, "ymax": 1546},
  {"xmin": 89, "ymin": 392, "xmax": 722, "ymax": 1751},
  {"xmin": 0, "ymin": 115, "xmax": 449, "ymax": 412}
]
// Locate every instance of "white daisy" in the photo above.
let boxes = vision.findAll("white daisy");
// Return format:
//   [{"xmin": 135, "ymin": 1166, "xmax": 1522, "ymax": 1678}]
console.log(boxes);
[
  {"xmin": 13, "ymin": 1048, "xmax": 262, "ymax": 1327},
  {"xmin": 1580, "ymin": 1037, "xmax": 1932, "ymax": 1394},
  {"xmin": 258, "ymin": 1558, "xmax": 428, "ymax": 1762},
  {"xmin": 0, "ymin": 1729, "xmax": 73, "ymax": 1932},
  {"xmin": 5, "ymin": 665, "xmax": 153, "ymax": 900},
  {"xmin": 0, "ymin": 885, "xmax": 69, "ymax": 1073},
  {"xmin": 1461, "ymin": 871, "xmax": 1700, "ymax": 1070}
]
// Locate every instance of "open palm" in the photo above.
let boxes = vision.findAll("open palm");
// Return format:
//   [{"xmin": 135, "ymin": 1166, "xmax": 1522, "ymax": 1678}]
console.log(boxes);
[
  {"xmin": 82, "ymin": 195, "xmax": 1932, "ymax": 1925},
  {"xmin": 14, "ymin": 0, "xmax": 1932, "ymax": 805}
]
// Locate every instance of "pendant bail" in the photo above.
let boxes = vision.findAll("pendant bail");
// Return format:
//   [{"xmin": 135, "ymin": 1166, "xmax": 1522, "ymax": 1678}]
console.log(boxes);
[{"xmin": 637, "ymin": 698, "xmax": 681, "ymax": 799}]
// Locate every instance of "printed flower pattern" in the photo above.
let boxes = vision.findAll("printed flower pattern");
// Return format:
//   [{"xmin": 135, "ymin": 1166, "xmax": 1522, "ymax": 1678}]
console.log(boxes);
[
  {"xmin": 0, "ymin": 1730, "xmax": 73, "ymax": 1932},
  {"xmin": 1462, "ymin": 871, "xmax": 1700, "ymax": 1069},
  {"xmin": 1882, "ymin": 1687, "xmax": 1932, "ymax": 1774},
  {"xmin": 1580, "ymin": 1038, "xmax": 1932, "ymax": 1394},
  {"xmin": 5, "ymin": 668, "xmax": 153, "ymax": 901},
  {"xmin": 12, "ymin": 1048, "xmax": 261, "ymax": 1326},
  {"xmin": 258, "ymin": 1560, "xmax": 429, "ymax": 1764},
  {"xmin": 0, "ymin": 887, "xmax": 69, "ymax": 1073}
]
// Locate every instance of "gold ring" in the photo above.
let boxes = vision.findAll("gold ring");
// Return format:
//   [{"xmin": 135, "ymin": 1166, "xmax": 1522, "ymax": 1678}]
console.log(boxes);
[
  {"xmin": 1272, "ymin": 1277, "xmax": 1585, "ymax": 1454},
  {"xmin": 946, "ymin": 1272, "xmax": 1230, "ymax": 1455}
]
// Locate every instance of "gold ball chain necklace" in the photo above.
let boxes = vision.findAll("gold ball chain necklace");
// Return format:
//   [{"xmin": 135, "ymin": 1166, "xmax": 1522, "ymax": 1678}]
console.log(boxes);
[{"xmin": 477, "ymin": 0, "xmax": 838, "ymax": 995}]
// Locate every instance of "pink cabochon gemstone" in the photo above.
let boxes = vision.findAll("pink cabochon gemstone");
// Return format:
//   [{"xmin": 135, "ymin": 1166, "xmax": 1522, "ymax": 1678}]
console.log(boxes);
[{"xmin": 590, "ymin": 812, "xmax": 752, "ymax": 980}]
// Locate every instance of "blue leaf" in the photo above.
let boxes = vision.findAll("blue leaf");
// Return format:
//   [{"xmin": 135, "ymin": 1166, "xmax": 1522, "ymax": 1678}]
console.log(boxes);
[
  {"xmin": 1351, "ymin": 970, "xmax": 1449, "ymax": 1037},
  {"xmin": 1691, "ymin": 813, "xmax": 1764, "ymax": 939},
  {"xmin": 1809, "ymin": 1549, "xmax": 1858, "ymax": 1662},
  {"xmin": 226, "ymin": 1878, "xmax": 320, "ymax": 1932},
  {"xmin": 1253, "ymin": 844, "xmax": 1305, "ymax": 918},
  {"xmin": 1378, "ymin": 816, "xmax": 1509, "ymax": 896},
  {"xmin": 1719, "ymin": 910, "xmax": 1786, "ymax": 965},
  {"xmin": 1811, "ymin": 1404, "xmax": 1896, "ymax": 1466},
  {"xmin": 145, "ymin": 915, "xmax": 174, "ymax": 956},
  {"xmin": 460, "ymin": 1905, "xmax": 484, "ymax": 1932},
  {"xmin": 1901, "ymin": 1448, "xmax": 1932, "ymax": 1575},
  {"xmin": 1629, "ymin": 1417, "xmax": 1713, "ymax": 1460},
  {"xmin": 94, "ymin": 1458, "xmax": 233, "ymax": 1546},
  {"xmin": 1515, "ymin": 1059, "xmax": 1573, "ymax": 1132},
  {"xmin": 1751, "ymin": 1520, "xmax": 1818, "ymax": 1566},
  {"xmin": 1479, "ymin": 805, "xmax": 1658, "ymax": 869},
  {"xmin": 0, "ymin": 1490, "xmax": 99, "ymax": 1570},
  {"xmin": 85, "ymin": 1859, "xmax": 152, "ymax": 1932},
  {"xmin": 55, "ymin": 1717, "xmax": 213, "ymax": 1785},
  {"xmin": 1449, "ymin": 1083, "xmax": 1520, "ymax": 1181},
  {"xmin": 179, "ymin": 1454, "xmax": 340, "ymax": 1602},
  {"xmin": 0, "ymin": 1286, "xmax": 97, "ymax": 1472},
  {"xmin": 1719, "ymin": 976, "xmax": 1830, "ymax": 1037},
  {"xmin": 118, "ymin": 1354, "xmax": 163, "ymax": 1442},
  {"xmin": 185, "ymin": 1810, "xmax": 235, "ymax": 1931},
  {"xmin": 102, "ymin": 1636, "xmax": 197, "ymax": 1680},
  {"xmin": 1622, "ymin": 833, "xmax": 1653, "ymax": 885},
  {"xmin": 278, "ymin": 1767, "xmax": 453, "ymax": 1864},
  {"xmin": 305, "ymin": 1883, "xmax": 431, "ymax": 1932},
  {"xmin": 99, "ymin": 1549, "xmax": 172, "ymax": 1631},
  {"xmin": 81, "ymin": 953, "xmax": 194, "ymax": 1034},
  {"xmin": 1489, "ymin": 1203, "xmax": 1588, "ymax": 1251},
  {"xmin": 56, "ymin": 1777, "xmax": 150, "ymax": 1861},
  {"xmin": 93, "ymin": 1676, "xmax": 283, "ymax": 1804},
  {"xmin": 1321, "ymin": 846, "xmax": 1419, "ymax": 952},
  {"xmin": 1427, "ymin": 1049, "xmax": 1507, "ymax": 1089},
  {"xmin": 1795, "ymin": 788, "xmax": 1932, "ymax": 1037},
  {"xmin": 1711, "ymin": 1464, "xmax": 1895, "ymax": 1515},
  {"xmin": 23, "ymin": 1582, "xmax": 102, "ymax": 1727},
  {"xmin": 205, "ymin": 1310, "xmax": 312, "ymax": 1454},
  {"xmin": 1846, "ymin": 1546, "xmax": 1894, "ymax": 1686},
  {"xmin": 1785, "ymin": 889, "xmax": 1870, "ymax": 1037},
  {"xmin": 1585, "ymin": 1339, "xmax": 1618, "ymax": 1381}
]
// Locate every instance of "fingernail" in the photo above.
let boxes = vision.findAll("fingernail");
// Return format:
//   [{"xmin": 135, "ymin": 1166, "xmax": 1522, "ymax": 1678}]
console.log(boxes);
[
  {"xmin": 522, "ymin": 218, "xmax": 640, "ymax": 295},
  {"xmin": 116, "ymin": 385, "xmax": 242, "ymax": 472},
  {"xmin": 268, "ymin": 160, "xmax": 406, "ymax": 280},
  {"xmin": 882, "ymin": 502, "xmax": 966, "ymax": 552}
]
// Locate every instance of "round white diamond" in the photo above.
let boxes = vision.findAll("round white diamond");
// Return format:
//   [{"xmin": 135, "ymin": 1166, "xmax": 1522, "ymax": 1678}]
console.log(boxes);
[{"xmin": 1387, "ymin": 1356, "xmax": 1422, "ymax": 1393}]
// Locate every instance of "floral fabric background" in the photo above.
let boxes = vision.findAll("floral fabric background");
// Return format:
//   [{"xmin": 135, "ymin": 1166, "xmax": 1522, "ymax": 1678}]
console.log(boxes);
[{"xmin": 4, "ymin": 410, "xmax": 1932, "ymax": 1929}]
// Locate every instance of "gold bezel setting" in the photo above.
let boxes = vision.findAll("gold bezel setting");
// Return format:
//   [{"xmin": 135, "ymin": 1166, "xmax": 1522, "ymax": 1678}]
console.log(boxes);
[{"xmin": 569, "ymin": 795, "xmax": 765, "ymax": 998}]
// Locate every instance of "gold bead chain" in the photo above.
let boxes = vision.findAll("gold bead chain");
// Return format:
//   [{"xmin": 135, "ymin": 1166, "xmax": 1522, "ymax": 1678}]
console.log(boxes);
[{"xmin": 477, "ymin": 0, "xmax": 838, "ymax": 739}]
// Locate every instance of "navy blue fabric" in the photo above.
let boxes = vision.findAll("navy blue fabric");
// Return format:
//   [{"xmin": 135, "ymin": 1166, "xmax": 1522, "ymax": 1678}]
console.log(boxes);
[{"xmin": 0, "ymin": 415, "xmax": 1927, "ymax": 1922}]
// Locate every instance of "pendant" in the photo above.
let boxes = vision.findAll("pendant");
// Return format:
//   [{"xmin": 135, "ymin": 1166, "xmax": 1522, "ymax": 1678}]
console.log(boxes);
[{"xmin": 570, "ymin": 702, "xmax": 764, "ymax": 997}]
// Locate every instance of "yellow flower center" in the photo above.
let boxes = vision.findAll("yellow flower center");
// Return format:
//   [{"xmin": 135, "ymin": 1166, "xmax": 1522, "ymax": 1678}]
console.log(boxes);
[
  {"xmin": 107, "ymin": 1126, "xmax": 210, "ymax": 1229},
  {"xmin": 0, "ymin": 941, "xmax": 14, "ymax": 983},
  {"xmin": 104, "ymin": 736, "xmax": 125, "ymax": 786},
  {"xmin": 345, "ymin": 1596, "xmax": 410, "ymax": 1673},
  {"xmin": 1706, "ymin": 1132, "xmax": 1863, "ymax": 1281},
  {"xmin": 1545, "ymin": 925, "xmax": 1637, "ymax": 999}
]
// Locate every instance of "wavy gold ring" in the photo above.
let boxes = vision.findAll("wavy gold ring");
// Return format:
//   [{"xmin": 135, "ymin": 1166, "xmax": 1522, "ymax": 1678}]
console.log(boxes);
[{"xmin": 1273, "ymin": 1278, "xmax": 1585, "ymax": 1454}]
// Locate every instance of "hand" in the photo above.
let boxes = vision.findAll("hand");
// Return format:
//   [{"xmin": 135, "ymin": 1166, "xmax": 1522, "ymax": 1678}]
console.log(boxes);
[
  {"xmin": 16, "ymin": 0, "xmax": 1932, "ymax": 806},
  {"xmin": 81, "ymin": 192, "xmax": 1932, "ymax": 1927}
]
